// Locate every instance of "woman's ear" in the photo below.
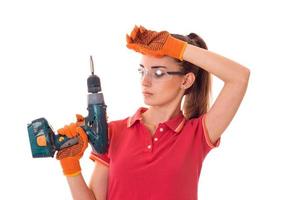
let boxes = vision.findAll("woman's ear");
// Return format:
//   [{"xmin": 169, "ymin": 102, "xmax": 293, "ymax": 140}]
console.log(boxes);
[{"xmin": 181, "ymin": 72, "xmax": 195, "ymax": 89}]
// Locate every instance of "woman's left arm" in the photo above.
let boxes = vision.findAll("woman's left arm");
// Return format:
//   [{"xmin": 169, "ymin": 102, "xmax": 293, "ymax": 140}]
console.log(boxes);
[{"xmin": 183, "ymin": 44, "xmax": 250, "ymax": 144}]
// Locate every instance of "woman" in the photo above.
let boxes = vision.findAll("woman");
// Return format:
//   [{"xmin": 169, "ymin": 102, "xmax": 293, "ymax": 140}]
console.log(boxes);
[{"xmin": 56, "ymin": 25, "xmax": 250, "ymax": 200}]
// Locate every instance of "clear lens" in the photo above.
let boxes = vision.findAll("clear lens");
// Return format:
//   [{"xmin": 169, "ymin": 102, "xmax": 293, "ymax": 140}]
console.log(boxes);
[{"xmin": 138, "ymin": 67, "xmax": 169, "ymax": 81}]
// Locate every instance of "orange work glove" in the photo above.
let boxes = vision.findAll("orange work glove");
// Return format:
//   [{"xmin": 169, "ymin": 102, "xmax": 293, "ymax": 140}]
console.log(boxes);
[
  {"xmin": 126, "ymin": 25, "xmax": 188, "ymax": 61},
  {"xmin": 56, "ymin": 114, "xmax": 88, "ymax": 176}
]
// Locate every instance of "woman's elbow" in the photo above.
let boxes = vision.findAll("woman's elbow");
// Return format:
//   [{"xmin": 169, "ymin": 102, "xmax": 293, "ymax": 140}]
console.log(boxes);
[{"xmin": 239, "ymin": 67, "xmax": 251, "ymax": 83}]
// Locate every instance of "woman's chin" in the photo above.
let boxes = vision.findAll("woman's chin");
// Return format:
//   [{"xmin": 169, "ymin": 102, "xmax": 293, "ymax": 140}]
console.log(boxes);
[
  {"xmin": 143, "ymin": 98, "xmax": 155, "ymax": 106},
  {"xmin": 143, "ymin": 99, "xmax": 163, "ymax": 107}
]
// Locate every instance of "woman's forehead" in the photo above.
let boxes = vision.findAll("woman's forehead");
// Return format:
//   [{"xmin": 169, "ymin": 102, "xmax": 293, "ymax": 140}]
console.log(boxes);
[{"xmin": 140, "ymin": 55, "xmax": 180, "ymax": 70}]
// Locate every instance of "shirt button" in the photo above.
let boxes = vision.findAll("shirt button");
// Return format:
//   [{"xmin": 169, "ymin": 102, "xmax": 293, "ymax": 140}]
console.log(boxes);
[
  {"xmin": 159, "ymin": 128, "xmax": 164, "ymax": 132},
  {"xmin": 147, "ymin": 145, "xmax": 152, "ymax": 149},
  {"xmin": 154, "ymin": 137, "xmax": 158, "ymax": 142}
]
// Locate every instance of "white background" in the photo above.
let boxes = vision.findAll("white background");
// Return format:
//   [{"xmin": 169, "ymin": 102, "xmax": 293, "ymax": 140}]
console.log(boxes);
[{"xmin": 0, "ymin": 0, "xmax": 299, "ymax": 199}]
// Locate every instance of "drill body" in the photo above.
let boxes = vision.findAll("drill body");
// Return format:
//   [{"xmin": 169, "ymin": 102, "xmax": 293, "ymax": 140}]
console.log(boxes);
[{"xmin": 27, "ymin": 56, "xmax": 108, "ymax": 158}]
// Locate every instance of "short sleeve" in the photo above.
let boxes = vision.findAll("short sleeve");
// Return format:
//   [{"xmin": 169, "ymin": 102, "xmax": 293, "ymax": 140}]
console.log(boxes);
[
  {"xmin": 89, "ymin": 122, "xmax": 113, "ymax": 167},
  {"xmin": 196, "ymin": 113, "xmax": 221, "ymax": 159},
  {"xmin": 201, "ymin": 113, "xmax": 221, "ymax": 149}
]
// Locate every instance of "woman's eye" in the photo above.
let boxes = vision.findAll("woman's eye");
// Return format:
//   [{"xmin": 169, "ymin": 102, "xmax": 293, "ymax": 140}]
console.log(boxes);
[{"xmin": 154, "ymin": 69, "xmax": 166, "ymax": 78}]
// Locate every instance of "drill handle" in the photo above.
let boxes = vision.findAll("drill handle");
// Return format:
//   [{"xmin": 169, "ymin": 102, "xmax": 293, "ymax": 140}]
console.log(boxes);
[
  {"xmin": 54, "ymin": 134, "xmax": 79, "ymax": 150},
  {"xmin": 84, "ymin": 103, "xmax": 108, "ymax": 154}
]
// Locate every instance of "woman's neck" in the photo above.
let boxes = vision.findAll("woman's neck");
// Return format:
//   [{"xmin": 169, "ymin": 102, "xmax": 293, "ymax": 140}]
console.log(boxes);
[{"xmin": 141, "ymin": 104, "xmax": 182, "ymax": 127}]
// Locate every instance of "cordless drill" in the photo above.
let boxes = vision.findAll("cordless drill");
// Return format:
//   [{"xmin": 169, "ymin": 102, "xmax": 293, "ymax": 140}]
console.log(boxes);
[{"xmin": 27, "ymin": 56, "xmax": 108, "ymax": 158}]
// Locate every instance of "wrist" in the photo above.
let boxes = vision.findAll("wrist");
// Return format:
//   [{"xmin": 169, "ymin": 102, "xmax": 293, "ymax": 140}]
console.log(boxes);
[
  {"xmin": 60, "ymin": 158, "xmax": 81, "ymax": 176},
  {"xmin": 165, "ymin": 36, "xmax": 187, "ymax": 61}
]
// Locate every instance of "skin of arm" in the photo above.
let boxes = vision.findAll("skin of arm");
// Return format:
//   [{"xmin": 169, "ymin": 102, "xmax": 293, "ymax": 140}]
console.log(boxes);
[
  {"xmin": 65, "ymin": 161, "xmax": 109, "ymax": 200},
  {"xmin": 183, "ymin": 44, "xmax": 250, "ymax": 144},
  {"xmin": 66, "ymin": 174, "xmax": 96, "ymax": 200}
]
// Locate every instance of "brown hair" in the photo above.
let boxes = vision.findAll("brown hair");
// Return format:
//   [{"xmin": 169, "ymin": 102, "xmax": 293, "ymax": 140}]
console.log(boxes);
[{"xmin": 171, "ymin": 33, "xmax": 212, "ymax": 119}]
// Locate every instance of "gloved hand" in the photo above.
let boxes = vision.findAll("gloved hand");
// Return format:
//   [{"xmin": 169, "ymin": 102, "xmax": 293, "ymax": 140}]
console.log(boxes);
[
  {"xmin": 126, "ymin": 25, "xmax": 188, "ymax": 61},
  {"xmin": 56, "ymin": 114, "xmax": 88, "ymax": 176}
]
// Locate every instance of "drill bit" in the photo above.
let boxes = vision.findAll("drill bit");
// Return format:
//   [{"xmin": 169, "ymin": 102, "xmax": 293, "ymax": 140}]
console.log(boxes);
[{"xmin": 90, "ymin": 55, "xmax": 94, "ymax": 75}]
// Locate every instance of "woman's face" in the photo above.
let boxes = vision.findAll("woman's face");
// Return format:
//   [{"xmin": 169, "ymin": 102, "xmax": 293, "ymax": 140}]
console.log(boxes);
[{"xmin": 139, "ymin": 55, "xmax": 187, "ymax": 107}]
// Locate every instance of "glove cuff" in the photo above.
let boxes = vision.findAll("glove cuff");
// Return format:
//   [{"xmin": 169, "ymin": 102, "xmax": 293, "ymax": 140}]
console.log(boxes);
[
  {"xmin": 165, "ymin": 36, "xmax": 187, "ymax": 61},
  {"xmin": 60, "ymin": 158, "xmax": 81, "ymax": 176}
]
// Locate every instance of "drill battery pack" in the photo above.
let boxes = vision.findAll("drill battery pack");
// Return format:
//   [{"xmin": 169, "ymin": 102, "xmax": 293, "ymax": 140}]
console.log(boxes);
[{"xmin": 27, "ymin": 118, "xmax": 78, "ymax": 158}]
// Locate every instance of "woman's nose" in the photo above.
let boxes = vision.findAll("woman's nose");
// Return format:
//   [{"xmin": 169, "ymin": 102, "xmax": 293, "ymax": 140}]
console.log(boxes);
[{"xmin": 141, "ymin": 73, "xmax": 152, "ymax": 86}]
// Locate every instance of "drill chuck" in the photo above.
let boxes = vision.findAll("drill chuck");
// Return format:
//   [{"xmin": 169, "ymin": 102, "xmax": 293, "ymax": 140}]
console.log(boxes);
[{"xmin": 87, "ymin": 75, "xmax": 101, "ymax": 93}]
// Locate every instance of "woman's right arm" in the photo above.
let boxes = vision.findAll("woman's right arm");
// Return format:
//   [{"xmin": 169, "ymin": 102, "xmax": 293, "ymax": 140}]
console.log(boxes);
[
  {"xmin": 89, "ymin": 161, "xmax": 109, "ymax": 199},
  {"xmin": 66, "ymin": 161, "xmax": 109, "ymax": 200},
  {"xmin": 66, "ymin": 173, "xmax": 96, "ymax": 200}
]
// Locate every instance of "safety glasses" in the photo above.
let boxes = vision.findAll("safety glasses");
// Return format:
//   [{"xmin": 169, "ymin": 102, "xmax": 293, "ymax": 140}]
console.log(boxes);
[{"xmin": 138, "ymin": 65, "xmax": 186, "ymax": 81}]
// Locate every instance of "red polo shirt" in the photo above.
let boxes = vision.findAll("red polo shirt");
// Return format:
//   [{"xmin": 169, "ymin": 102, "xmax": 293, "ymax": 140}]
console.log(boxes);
[{"xmin": 90, "ymin": 107, "xmax": 220, "ymax": 200}]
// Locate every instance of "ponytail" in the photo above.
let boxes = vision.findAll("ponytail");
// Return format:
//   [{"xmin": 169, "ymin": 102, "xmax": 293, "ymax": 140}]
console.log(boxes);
[{"xmin": 171, "ymin": 33, "xmax": 212, "ymax": 119}]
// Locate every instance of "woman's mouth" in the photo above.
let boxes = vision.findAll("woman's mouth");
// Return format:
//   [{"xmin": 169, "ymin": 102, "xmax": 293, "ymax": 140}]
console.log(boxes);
[{"xmin": 142, "ymin": 91, "xmax": 153, "ymax": 96}]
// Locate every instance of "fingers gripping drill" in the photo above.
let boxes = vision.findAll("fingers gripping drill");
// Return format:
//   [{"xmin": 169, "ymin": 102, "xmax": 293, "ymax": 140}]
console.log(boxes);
[{"xmin": 27, "ymin": 56, "xmax": 108, "ymax": 158}]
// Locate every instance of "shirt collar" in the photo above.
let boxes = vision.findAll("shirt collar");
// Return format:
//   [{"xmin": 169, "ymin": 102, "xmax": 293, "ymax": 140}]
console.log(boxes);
[{"xmin": 127, "ymin": 107, "xmax": 186, "ymax": 134}]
